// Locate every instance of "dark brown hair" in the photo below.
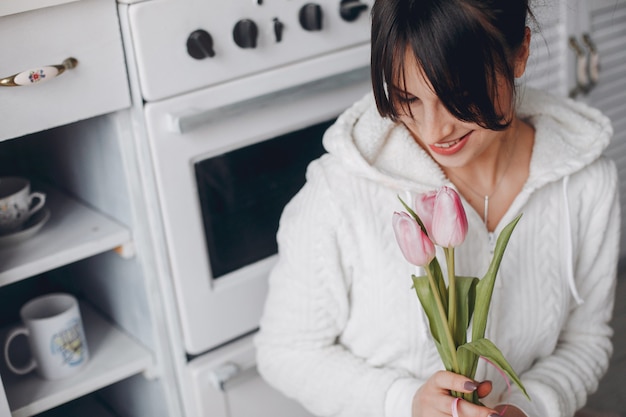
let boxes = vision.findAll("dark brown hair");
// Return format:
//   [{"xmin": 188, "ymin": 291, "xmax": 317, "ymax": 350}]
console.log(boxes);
[{"xmin": 371, "ymin": 0, "xmax": 532, "ymax": 130}]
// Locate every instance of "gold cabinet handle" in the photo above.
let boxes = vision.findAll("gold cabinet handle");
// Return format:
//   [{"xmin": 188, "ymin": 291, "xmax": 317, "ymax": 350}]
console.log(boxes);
[{"xmin": 0, "ymin": 57, "xmax": 78, "ymax": 87}]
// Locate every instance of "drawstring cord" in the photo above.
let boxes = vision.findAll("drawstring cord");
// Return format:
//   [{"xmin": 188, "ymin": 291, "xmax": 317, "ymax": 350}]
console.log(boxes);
[{"xmin": 562, "ymin": 176, "xmax": 584, "ymax": 305}]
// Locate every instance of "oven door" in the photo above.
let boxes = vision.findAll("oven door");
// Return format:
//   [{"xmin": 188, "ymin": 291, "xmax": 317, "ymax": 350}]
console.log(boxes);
[{"xmin": 143, "ymin": 62, "xmax": 371, "ymax": 354}]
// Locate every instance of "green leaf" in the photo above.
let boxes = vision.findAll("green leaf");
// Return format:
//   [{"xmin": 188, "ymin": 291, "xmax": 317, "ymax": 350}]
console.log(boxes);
[
  {"xmin": 458, "ymin": 338, "xmax": 531, "ymax": 401},
  {"xmin": 452, "ymin": 276, "xmax": 479, "ymax": 347},
  {"xmin": 412, "ymin": 275, "xmax": 454, "ymax": 371},
  {"xmin": 472, "ymin": 214, "xmax": 522, "ymax": 343},
  {"xmin": 454, "ymin": 276, "xmax": 479, "ymax": 380},
  {"xmin": 457, "ymin": 345, "xmax": 479, "ymax": 381},
  {"xmin": 427, "ymin": 257, "xmax": 448, "ymax": 313}
]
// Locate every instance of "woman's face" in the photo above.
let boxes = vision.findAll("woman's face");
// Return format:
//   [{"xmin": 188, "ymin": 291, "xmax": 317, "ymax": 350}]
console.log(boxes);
[
  {"xmin": 395, "ymin": 58, "xmax": 517, "ymax": 170},
  {"xmin": 398, "ymin": 48, "xmax": 525, "ymax": 168}
]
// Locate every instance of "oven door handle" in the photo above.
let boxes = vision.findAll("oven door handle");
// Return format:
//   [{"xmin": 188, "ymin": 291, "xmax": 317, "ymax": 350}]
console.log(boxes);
[
  {"xmin": 168, "ymin": 108, "xmax": 215, "ymax": 134},
  {"xmin": 167, "ymin": 66, "xmax": 371, "ymax": 134},
  {"xmin": 167, "ymin": 94, "xmax": 269, "ymax": 134},
  {"xmin": 167, "ymin": 91, "xmax": 277, "ymax": 134}
]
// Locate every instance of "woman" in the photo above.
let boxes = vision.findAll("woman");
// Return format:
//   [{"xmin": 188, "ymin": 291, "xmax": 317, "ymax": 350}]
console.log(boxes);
[{"xmin": 255, "ymin": 0, "xmax": 619, "ymax": 416}]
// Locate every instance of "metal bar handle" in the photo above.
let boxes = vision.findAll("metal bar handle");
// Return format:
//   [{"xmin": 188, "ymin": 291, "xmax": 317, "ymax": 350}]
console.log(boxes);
[
  {"xmin": 583, "ymin": 33, "xmax": 600, "ymax": 86},
  {"xmin": 0, "ymin": 57, "xmax": 78, "ymax": 87},
  {"xmin": 568, "ymin": 37, "xmax": 590, "ymax": 98}
]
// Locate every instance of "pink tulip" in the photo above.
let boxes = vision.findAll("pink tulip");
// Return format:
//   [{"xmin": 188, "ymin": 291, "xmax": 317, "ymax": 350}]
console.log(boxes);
[
  {"xmin": 413, "ymin": 190, "xmax": 437, "ymax": 236},
  {"xmin": 392, "ymin": 211, "xmax": 436, "ymax": 267},
  {"xmin": 431, "ymin": 186, "xmax": 468, "ymax": 248}
]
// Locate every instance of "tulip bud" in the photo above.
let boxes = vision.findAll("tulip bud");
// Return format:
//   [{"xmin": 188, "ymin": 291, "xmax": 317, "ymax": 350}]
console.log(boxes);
[
  {"xmin": 392, "ymin": 211, "xmax": 436, "ymax": 266},
  {"xmin": 413, "ymin": 190, "xmax": 437, "ymax": 237},
  {"xmin": 431, "ymin": 186, "xmax": 468, "ymax": 248}
]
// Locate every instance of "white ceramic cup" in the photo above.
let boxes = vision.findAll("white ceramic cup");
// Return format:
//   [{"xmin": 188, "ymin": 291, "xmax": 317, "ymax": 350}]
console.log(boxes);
[
  {"xmin": 3, "ymin": 293, "xmax": 89, "ymax": 380},
  {"xmin": 0, "ymin": 177, "xmax": 46, "ymax": 234}
]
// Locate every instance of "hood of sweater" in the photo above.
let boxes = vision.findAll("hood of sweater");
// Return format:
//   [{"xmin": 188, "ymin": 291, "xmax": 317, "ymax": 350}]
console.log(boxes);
[{"xmin": 322, "ymin": 88, "xmax": 613, "ymax": 194}]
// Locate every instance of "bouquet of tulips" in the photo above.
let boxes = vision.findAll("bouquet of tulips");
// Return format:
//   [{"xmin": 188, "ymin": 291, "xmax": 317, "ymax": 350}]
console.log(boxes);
[{"xmin": 392, "ymin": 186, "xmax": 529, "ymax": 404}]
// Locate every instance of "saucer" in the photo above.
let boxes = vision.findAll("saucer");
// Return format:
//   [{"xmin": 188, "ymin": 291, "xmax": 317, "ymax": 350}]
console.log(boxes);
[{"xmin": 0, "ymin": 208, "xmax": 50, "ymax": 248}]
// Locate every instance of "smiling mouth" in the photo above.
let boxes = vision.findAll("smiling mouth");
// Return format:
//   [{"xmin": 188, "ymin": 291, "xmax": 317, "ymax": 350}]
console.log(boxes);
[
  {"xmin": 428, "ymin": 132, "xmax": 471, "ymax": 155},
  {"xmin": 433, "ymin": 138, "xmax": 463, "ymax": 149}
]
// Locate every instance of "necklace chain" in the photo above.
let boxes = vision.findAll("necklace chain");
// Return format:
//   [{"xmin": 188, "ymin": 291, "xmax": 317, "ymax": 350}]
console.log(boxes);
[{"xmin": 446, "ymin": 135, "xmax": 517, "ymax": 225}]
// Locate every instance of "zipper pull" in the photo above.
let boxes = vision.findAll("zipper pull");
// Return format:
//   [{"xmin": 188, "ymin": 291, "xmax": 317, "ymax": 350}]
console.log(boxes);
[{"xmin": 488, "ymin": 232, "xmax": 496, "ymax": 255}]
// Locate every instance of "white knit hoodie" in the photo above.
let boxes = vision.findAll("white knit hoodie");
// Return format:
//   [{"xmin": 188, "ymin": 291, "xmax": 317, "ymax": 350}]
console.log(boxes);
[{"xmin": 255, "ymin": 88, "xmax": 619, "ymax": 417}]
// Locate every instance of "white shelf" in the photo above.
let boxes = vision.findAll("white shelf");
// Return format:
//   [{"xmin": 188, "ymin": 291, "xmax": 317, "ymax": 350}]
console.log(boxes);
[
  {"xmin": 0, "ymin": 186, "xmax": 131, "ymax": 287},
  {"xmin": 1, "ymin": 302, "xmax": 153, "ymax": 417},
  {"xmin": 39, "ymin": 393, "xmax": 118, "ymax": 417}
]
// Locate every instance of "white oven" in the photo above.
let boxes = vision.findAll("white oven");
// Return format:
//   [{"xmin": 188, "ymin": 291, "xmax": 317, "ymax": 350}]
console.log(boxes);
[
  {"xmin": 119, "ymin": 0, "xmax": 372, "ymax": 415},
  {"xmin": 141, "ymin": 64, "xmax": 370, "ymax": 354}
]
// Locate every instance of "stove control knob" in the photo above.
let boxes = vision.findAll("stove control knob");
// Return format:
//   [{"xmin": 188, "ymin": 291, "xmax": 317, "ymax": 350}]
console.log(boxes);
[
  {"xmin": 339, "ymin": 0, "xmax": 368, "ymax": 22},
  {"xmin": 299, "ymin": 3, "xmax": 323, "ymax": 31},
  {"xmin": 187, "ymin": 29, "xmax": 216, "ymax": 59},
  {"xmin": 233, "ymin": 19, "xmax": 259, "ymax": 48}
]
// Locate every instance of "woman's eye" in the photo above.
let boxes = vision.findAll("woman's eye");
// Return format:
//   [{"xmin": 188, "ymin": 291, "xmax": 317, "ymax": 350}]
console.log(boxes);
[{"xmin": 398, "ymin": 95, "xmax": 418, "ymax": 104}]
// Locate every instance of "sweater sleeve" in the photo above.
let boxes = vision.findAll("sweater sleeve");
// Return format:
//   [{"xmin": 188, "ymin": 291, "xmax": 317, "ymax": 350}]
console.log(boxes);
[
  {"xmin": 504, "ymin": 159, "xmax": 620, "ymax": 417},
  {"xmin": 255, "ymin": 161, "xmax": 415, "ymax": 417}
]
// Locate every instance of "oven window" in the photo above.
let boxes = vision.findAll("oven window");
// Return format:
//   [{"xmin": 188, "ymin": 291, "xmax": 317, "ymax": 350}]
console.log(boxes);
[{"xmin": 194, "ymin": 119, "xmax": 334, "ymax": 279}]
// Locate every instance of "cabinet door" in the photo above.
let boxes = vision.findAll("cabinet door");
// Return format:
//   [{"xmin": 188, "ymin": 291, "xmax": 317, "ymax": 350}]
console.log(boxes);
[
  {"xmin": 526, "ymin": 0, "xmax": 626, "ymax": 258},
  {"xmin": 579, "ymin": 0, "xmax": 626, "ymax": 258}
]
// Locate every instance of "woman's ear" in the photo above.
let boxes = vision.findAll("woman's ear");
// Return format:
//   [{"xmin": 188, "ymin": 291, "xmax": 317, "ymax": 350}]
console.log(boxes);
[{"xmin": 514, "ymin": 27, "xmax": 532, "ymax": 78}]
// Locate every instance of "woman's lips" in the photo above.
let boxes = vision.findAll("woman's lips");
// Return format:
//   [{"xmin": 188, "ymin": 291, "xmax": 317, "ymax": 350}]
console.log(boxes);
[{"xmin": 429, "ymin": 132, "xmax": 471, "ymax": 156}]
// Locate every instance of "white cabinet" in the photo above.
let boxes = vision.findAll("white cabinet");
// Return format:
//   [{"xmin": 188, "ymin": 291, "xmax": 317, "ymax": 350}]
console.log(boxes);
[
  {"xmin": 0, "ymin": 116, "xmax": 182, "ymax": 417},
  {"xmin": 566, "ymin": 0, "xmax": 626, "ymax": 259},
  {"xmin": 0, "ymin": 0, "xmax": 181, "ymax": 416},
  {"xmin": 524, "ymin": 0, "xmax": 626, "ymax": 258},
  {"xmin": 524, "ymin": 1, "xmax": 626, "ymax": 412},
  {"xmin": 575, "ymin": 3, "xmax": 626, "ymax": 409},
  {"xmin": 581, "ymin": 1, "xmax": 626, "ymax": 259}
]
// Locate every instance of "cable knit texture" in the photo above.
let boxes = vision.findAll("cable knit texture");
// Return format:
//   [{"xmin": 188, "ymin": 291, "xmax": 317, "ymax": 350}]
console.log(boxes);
[{"xmin": 254, "ymin": 88, "xmax": 619, "ymax": 417}]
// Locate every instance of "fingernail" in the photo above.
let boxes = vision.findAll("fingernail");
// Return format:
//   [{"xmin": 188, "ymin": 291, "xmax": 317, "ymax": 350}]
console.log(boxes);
[{"xmin": 463, "ymin": 381, "xmax": 478, "ymax": 391}]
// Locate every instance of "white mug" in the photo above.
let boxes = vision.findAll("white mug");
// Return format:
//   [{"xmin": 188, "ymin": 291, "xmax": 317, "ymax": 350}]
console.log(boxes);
[
  {"xmin": 3, "ymin": 293, "xmax": 89, "ymax": 380},
  {"xmin": 0, "ymin": 177, "xmax": 46, "ymax": 234}
]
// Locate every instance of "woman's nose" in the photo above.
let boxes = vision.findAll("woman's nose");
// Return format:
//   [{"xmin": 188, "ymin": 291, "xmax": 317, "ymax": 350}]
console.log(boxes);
[{"xmin": 421, "ymin": 103, "xmax": 455, "ymax": 143}]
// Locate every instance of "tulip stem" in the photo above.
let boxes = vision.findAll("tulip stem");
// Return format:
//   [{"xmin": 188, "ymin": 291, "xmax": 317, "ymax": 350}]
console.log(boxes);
[
  {"xmin": 444, "ymin": 247, "xmax": 456, "ymax": 339},
  {"xmin": 425, "ymin": 266, "xmax": 460, "ymax": 373}
]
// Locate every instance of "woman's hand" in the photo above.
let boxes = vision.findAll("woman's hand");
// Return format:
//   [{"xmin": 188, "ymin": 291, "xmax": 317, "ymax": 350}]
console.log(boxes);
[{"xmin": 412, "ymin": 371, "xmax": 502, "ymax": 417}]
